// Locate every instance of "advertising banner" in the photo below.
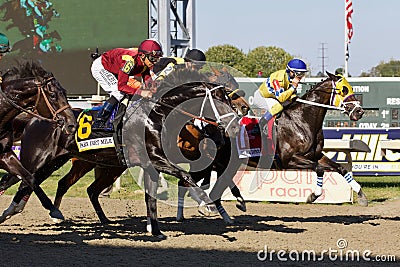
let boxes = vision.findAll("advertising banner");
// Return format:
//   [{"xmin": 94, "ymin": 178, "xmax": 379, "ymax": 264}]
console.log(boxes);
[
  {"xmin": 323, "ymin": 128, "xmax": 400, "ymax": 175},
  {"xmin": 208, "ymin": 170, "xmax": 353, "ymax": 204}
]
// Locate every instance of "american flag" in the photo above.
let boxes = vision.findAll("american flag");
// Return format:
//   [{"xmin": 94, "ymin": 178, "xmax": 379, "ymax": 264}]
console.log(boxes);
[{"xmin": 346, "ymin": 0, "xmax": 354, "ymax": 42}]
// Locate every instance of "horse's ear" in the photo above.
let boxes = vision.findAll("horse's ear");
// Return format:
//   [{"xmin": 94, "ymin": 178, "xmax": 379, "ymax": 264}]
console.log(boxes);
[{"xmin": 326, "ymin": 71, "xmax": 336, "ymax": 79}]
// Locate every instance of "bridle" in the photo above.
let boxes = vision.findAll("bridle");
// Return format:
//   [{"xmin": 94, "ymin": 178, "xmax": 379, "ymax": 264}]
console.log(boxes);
[
  {"xmin": 297, "ymin": 79, "xmax": 361, "ymax": 117},
  {"xmin": 199, "ymin": 84, "xmax": 238, "ymax": 132},
  {"xmin": 1, "ymin": 76, "xmax": 71, "ymax": 125}
]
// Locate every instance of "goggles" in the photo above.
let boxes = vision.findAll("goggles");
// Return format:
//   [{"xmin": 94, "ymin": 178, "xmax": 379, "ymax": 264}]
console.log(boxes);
[
  {"xmin": 146, "ymin": 50, "xmax": 163, "ymax": 63},
  {"xmin": 293, "ymin": 71, "xmax": 306, "ymax": 78}
]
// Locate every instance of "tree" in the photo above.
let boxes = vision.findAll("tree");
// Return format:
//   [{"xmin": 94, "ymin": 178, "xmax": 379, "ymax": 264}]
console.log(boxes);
[
  {"xmin": 369, "ymin": 60, "xmax": 400, "ymax": 77},
  {"xmin": 205, "ymin": 44, "xmax": 246, "ymax": 74},
  {"xmin": 244, "ymin": 46, "xmax": 293, "ymax": 78}
]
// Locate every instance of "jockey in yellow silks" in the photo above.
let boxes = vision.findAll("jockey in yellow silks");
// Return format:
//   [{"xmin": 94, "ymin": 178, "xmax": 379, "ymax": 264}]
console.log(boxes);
[{"xmin": 253, "ymin": 58, "xmax": 308, "ymax": 135}]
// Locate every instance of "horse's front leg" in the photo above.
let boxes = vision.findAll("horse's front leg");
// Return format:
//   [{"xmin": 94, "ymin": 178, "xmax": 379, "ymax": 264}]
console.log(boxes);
[
  {"xmin": 55, "ymin": 159, "xmax": 96, "ymax": 209},
  {"xmin": 176, "ymin": 180, "xmax": 188, "ymax": 222},
  {"xmin": 0, "ymin": 151, "xmax": 64, "ymax": 223},
  {"xmin": 316, "ymin": 155, "xmax": 367, "ymax": 206},
  {"xmin": 3, "ymin": 154, "xmax": 72, "ymax": 223},
  {"xmin": 0, "ymin": 174, "xmax": 20, "ymax": 195},
  {"xmin": 86, "ymin": 166, "xmax": 124, "ymax": 224},
  {"xmin": 143, "ymin": 169, "xmax": 167, "ymax": 239},
  {"xmin": 306, "ymin": 163, "xmax": 325, "ymax": 203},
  {"xmin": 285, "ymin": 154, "xmax": 326, "ymax": 204}
]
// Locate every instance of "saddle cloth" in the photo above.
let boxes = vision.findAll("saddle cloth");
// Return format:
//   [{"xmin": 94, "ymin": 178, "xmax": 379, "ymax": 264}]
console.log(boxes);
[
  {"xmin": 236, "ymin": 116, "xmax": 263, "ymax": 158},
  {"xmin": 75, "ymin": 109, "xmax": 116, "ymax": 152}
]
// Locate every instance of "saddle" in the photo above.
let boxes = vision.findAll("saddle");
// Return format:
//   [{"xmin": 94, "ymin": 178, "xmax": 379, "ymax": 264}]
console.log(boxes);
[{"xmin": 75, "ymin": 97, "xmax": 133, "ymax": 165}]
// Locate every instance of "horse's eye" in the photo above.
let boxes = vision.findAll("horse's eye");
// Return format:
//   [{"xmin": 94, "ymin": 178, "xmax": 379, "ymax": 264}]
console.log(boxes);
[
  {"xmin": 49, "ymin": 92, "xmax": 56, "ymax": 99},
  {"xmin": 342, "ymin": 86, "xmax": 349, "ymax": 95}
]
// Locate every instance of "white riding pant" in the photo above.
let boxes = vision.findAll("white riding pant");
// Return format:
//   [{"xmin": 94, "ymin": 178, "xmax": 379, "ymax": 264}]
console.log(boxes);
[
  {"xmin": 252, "ymin": 90, "xmax": 279, "ymax": 114},
  {"xmin": 91, "ymin": 56, "xmax": 125, "ymax": 101}
]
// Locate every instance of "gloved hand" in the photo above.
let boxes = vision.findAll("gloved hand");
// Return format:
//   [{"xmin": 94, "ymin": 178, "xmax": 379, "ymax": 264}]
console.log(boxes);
[
  {"xmin": 140, "ymin": 90, "xmax": 153, "ymax": 98},
  {"xmin": 147, "ymin": 80, "xmax": 159, "ymax": 93},
  {"xmin": 291, "ymin": 76, "xmax": 301, "ymax": 89}
]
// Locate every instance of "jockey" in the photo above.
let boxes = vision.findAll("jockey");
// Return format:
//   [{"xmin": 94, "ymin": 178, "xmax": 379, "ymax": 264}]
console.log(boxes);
[
  {"xmin": 91, "ymin": 38, "xmax": 163, "ymax": 130},
  {"xmin": 253, "ymin": 58, "xmax": 308, "ymax": 135},
  {"xmin": 152, "ymin": 48, "xmax": 206, "ymax": 80}
]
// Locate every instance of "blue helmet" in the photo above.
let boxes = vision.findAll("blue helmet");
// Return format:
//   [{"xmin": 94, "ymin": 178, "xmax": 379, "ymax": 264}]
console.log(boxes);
[
  {"xmin": 0, "ymin": 33, "xmax": 10, "ymax": 53},
  {"xmin": 286, "ymin": 58, "xmax": 307, "ymax": 73}
]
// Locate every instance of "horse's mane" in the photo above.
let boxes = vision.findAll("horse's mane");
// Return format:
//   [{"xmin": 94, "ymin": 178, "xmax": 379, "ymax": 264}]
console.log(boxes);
[
  {"xmin": 155, "ymin": 67, "xmax": 210, "ymax": 96},
  {"xmin": 301, "ymin": 76, "xmax": 332, "ymax": 99},
  {"xmin": 2, "ymin": 61, "xmax": 53, "ymax": 83}
]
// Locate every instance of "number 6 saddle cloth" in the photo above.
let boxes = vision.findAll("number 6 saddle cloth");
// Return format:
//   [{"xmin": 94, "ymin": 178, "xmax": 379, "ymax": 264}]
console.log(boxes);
[{"xmin": 75, "ymin": 108, "xmax": 116, "ymax": 152}]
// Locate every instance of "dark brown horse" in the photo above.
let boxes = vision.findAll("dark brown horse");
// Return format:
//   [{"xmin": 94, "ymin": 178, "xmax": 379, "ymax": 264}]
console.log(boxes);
[
  {"xmin": 0, "ymin": 66, "xmax": 250, "ymax": 224},
  {"xmin": 0, "ymin": 68, "xmax": 240, "ymax": 238},
  {"xmin": 245, "ymin": 72, "xmax": 367, "ymax": 205},
  {"xmin": 0, "ymin": 61, "xmax": 76, "ymax": 221}
]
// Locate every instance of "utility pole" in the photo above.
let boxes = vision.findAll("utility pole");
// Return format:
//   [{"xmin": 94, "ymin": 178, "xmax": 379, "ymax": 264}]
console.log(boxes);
[{"xmin": 318, "ymin": 42, "xmax": 328, "ymax": 75}]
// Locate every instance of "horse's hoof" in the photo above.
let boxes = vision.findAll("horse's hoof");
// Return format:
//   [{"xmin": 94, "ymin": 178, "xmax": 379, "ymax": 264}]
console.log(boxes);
[
  {"xmin": 100, "ymin": 219, "xmax": 111, "ymax": 225},
  {"xmin": 153, "ymin": 233, "xmax": 167, "ymax": 240},
  {"xmin": 0, "ymin": 215, "xmax": 9, "ymax": 224},
  {"xmin": 146, "ymin": 224, "xmax": 152, "ymax": 234},
  {"xmin": 223, "ymin": 216, "xmax": 234, "ymax": 225},
  {"xmin": 49, "ymin": 209, "xmax": 65, "ymax": 222},
  {"xmin": 176, "ymin": 216, "xmax": 185, "ymax": 222},
  {"xmin": 51, "ymin": 217, "xmax": 65, "ymax": 224},
  {"xmin": 306, "ymin": 193, "xmax": 319, "ymax": 203},
  {"xmin": 235, "ymin": 197, "xmax": 247, "ymax": 212},
  {"xmin": 357, "ymin": 189, "xmax": 368, "ymax": 207},
  {"xmin": 198, "ymin": 204, "xmax": 218, "ymax": 217}
]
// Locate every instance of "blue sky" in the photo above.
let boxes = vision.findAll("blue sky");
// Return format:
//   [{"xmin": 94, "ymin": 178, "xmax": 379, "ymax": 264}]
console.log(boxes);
[{"xmin": 196, "ymin": 0, "xmax": 398, "ymax": 76}]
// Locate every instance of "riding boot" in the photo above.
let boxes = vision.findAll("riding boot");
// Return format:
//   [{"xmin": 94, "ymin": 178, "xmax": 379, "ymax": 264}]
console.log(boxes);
[
  {"xmin": 259, "ymin": 111, "xmax": 275, "ymax": 158},
  {"xmin": 259, "ymin": 111, "xmax": 273, "ymax": 136},
  {"xmin": 92, "ymin": 96, "xmax": 118, "ymax": 130}
]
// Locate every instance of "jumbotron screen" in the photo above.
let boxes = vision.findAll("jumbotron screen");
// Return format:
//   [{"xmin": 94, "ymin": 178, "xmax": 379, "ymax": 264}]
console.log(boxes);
[{"xmin": 0, "ymin": 0, "xmax": 149, "ymax": 95}]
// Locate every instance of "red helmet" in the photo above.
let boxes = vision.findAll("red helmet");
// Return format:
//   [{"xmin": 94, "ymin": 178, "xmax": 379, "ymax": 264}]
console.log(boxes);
[{"xmin": 138, "ymin": 39, "xmax": 163, "ymax": 57}]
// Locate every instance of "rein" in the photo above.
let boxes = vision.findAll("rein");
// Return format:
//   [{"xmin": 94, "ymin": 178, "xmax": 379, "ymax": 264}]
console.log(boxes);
[
  {"xmin": 0, "ymin": 76, "xmax": 71, "ymax": 123},
  {"xmin": 149, "ymin": 98, "xmax": 219, "ymax": 127},
  {"xmin": 296, "ymin": 98, "xmax": 345, "ymax": 111},
  {"xmin": 297, "ymin": 80, "xmax": 360, "ymax": 114},
  {"xmin": 149, "ymin": 84, "xmax": 237, "ymax": 130}
]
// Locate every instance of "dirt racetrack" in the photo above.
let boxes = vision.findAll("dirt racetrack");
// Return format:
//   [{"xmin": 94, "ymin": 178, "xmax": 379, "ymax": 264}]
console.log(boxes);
[{"xmin": 0, "ymin": 195, "xmax": 398, "ymax": 267}]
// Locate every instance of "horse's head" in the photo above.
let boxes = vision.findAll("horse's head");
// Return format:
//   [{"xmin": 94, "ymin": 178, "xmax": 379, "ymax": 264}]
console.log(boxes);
[
  {"xmin": 227, "ymin": 89, "xmax": 250, "ymax": 116},
  {"xmin": 2, "ymin": 61, "xmax": 77, "ymax": 134},
  {"xmin": 155, "ymin": 68, "xmax": 240, "ymax": 137},
  {"xmin": 326, "ymin": 72, "xmax": 364, "ymax": 121},
  {"xmin": 207, "ymin": 66, "xmax": 251, "ymax": 116}
]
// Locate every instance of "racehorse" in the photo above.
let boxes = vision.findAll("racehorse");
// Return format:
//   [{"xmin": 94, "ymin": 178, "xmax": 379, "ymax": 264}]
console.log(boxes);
[
  {"xmin": 247, "ymin": 72, "xmax": 367, "ymax": 205},
  {"xmin": 175, "ymin": 72, "xmax": 367, "ymax": 221},
  {"xmin": 0, "ymin": 68, "xmax": 240, "ymax": 238},
  {"xmin": 0, "ymin": 61, "xmax": 76, "ymax": 221},
  {"xmin": 0, "ymin": 66, "xmax": 250, "ymax": 224}
]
